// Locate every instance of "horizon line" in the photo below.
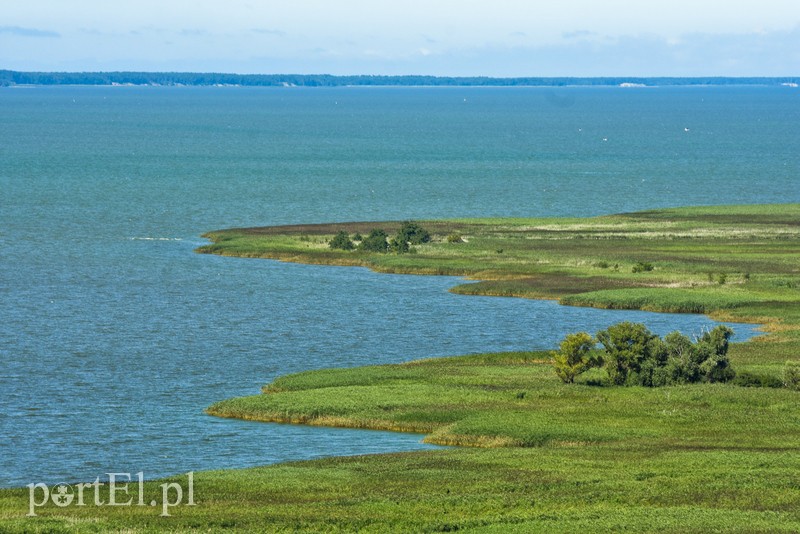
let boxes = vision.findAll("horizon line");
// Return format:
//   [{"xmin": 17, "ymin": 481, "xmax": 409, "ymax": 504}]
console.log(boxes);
[{"xmin": 2, "ymin": 70, "xmax": 798, "ymax": 88}]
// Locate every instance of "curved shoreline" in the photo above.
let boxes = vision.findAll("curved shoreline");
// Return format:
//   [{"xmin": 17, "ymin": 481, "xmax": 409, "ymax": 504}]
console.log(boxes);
[
  {"xmin": 197, "ymin": 205, "xmax": 800, "ymax": 338},
  {"xmin": 198, "ymin": 205, "xmax": 800, "ymax": 449}
]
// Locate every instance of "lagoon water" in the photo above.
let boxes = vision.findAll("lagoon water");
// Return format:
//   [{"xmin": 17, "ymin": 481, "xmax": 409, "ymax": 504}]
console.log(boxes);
[{"xmin": 1, "ymin": 86, "xmax": 797, "ymax": 487}]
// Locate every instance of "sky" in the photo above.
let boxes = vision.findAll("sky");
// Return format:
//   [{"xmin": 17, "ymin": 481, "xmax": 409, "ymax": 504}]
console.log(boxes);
[{"xmin": 1, "ymin": 0, "xmax": 799, "ymax": 76}]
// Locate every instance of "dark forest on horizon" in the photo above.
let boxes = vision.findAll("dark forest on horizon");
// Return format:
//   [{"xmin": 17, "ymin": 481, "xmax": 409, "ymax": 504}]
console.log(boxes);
[{"xmin": 1, "ymin": 70, "xmax": 798, "ymax": 87}]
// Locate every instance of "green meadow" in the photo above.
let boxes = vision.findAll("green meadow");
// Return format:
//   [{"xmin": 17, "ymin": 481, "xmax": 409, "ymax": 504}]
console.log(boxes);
[{"xmin": 3, "ymin": 204, "xmax": 799, "ymax": 532}]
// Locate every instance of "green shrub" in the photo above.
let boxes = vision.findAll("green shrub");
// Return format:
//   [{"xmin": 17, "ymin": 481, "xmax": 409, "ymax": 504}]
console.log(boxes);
[
  {"xmin": 329, "ymin": 230, "xmax": 355, "ymax": 251},
  {"xmin": 708, "ymin": 272, "xmax": 730, "ymax": 285},
  {"xmin": 551, "ymin": 332, "xmax": 603, "ymax": 384},
  {"xmin": 358, "ymin": 229, "xmax": 389, "ymax": 253},
  {"xmin": 784, "ymin": 361, "xmax": 800, "ymax": 390},
  {"xmin": 596, "ymin": 322, "xmax": 657, "ymax": 385},
  {"xmin": 733, "ymin": 371, "xmax": 784, "ymax": 388},
  {"xmin": 631, "ymin": 262, "xmax": 654, "ymax": 273},
  {"xmin": 447, "ymin": 233, "xmax": 463, "ymax": 243},
  {"xmin": 694, "ymin": 326, "xmax": 735, "ymax": 383},
  {"xmin": 390, "ymin": 235, "xmax": 410, "ymax": 253},
  {"xmin": 397, "ymin": 221, "xmax": 431, "ymax": 245},
  {"xmin": 389, "ymin": 221, "xmax": 431, "ymax": 254},
  {"xmin": 571, "ymin": 323, "xmax": 738, "ymax": 387}
]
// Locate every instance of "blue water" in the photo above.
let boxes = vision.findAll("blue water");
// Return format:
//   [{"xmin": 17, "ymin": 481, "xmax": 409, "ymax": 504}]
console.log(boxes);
[{"xmin": 1, "ymin": 86, "xmax": 795, "ymax": 488}]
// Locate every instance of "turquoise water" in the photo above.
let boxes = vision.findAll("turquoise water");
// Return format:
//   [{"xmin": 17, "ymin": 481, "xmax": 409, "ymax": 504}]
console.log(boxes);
[{"xmin": 1, "ymin": 85, "xmax": 796, "ymax": 488}]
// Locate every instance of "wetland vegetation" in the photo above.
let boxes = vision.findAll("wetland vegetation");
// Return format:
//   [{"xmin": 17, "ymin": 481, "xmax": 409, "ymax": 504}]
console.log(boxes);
[{"xmin": 4, "ymin": 204, "xmax": 799, "ymax": 532}]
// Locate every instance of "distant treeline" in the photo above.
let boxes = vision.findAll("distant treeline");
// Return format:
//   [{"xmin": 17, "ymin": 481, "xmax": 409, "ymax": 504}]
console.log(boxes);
[{"xmin": 1, "ymin": 70, "xmax": 798, "ymax": 87}]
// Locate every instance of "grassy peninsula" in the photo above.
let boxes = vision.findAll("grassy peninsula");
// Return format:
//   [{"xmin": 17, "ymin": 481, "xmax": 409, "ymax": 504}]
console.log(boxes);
[
  {"xmin": 3, "ymin": 204, "xmax": 799, "ymax": 532},
  {"xmin": 198, "ymin": 203, "xmax": 800, "ymax": 330}
]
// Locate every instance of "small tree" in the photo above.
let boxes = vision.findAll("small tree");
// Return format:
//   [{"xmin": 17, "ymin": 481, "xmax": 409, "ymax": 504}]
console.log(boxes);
[
  {"xmin": 697, "ymin": 325, "xmax": 734, "ymax": 357},
  {"xmin": 694, "ymin": 325, "xmax": 735, "ymax": 383},
  {"xmin": 389, "ymin": 235, "xmax": 410, "ymax": 253},
  {"xmin": 596, "ymin": 322, "xmax": 657, "ymax": 385},
  {"xmin": 661, "ymin": 331, "xmax": 699, "ymax": 384},
  {"xmin": 397, "ymin": 221, "xmax": 431, "ymax": 245},
  {"xmin": 358, "ymin": 229, "xmax": 389, "ymax": 253},
  {"xmin": 329, "ymin": 230, "xmax": 354, "ymax": 251},
  {"xmin": 552, "ymin": 332, "xmax": 602, "ymax": 384},
  {"xmin": 388, "ymin": 221, "xmax": 431, "ymax": 254}
]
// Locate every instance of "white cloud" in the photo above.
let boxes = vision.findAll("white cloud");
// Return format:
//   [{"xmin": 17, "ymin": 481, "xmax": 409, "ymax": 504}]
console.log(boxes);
[{"xmin": 1, "ymin": 1, "xmax": 799, "ymax": 75}]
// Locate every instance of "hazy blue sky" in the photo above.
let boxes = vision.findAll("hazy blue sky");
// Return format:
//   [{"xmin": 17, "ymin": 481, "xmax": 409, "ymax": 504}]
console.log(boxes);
[{"xmin": 2, "ymin": 0, "xmax": 799, "ymax": 75}]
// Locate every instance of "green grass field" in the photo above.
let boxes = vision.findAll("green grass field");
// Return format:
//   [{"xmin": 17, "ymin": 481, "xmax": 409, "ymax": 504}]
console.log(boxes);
[{"xmin": 3, "ymin": 204, "xmax": 799, "ymax": 532}]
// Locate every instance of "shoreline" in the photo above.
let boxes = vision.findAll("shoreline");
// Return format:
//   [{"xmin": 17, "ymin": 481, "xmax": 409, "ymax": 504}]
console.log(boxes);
[
  {"xmin": 197, "ymin": 204, "xmax": 800, "ymax": 338},
  {"xmin": 199, "ymin": 204, "xmax": 799, "ymax": 441},
  {"xmin": 4, "ymin": 204, "xmax": 799, "ymax": 531}
]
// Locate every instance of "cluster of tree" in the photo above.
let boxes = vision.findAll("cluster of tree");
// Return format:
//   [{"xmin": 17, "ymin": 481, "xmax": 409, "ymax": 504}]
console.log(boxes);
[
  {"xmin": 552, "ymin": 322, "xmax": 736, "ymax": 387},
  {"xmin": 2, "ymin": 70, "xmax": 798, "ymax": 88},
  {"xmin": 329, "ymin": 222, "xmax": 430, "ymax": 254}
]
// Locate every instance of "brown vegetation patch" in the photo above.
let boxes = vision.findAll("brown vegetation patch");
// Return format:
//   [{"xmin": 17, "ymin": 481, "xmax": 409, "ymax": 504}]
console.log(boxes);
[
  {"xmin": 454, "ymin": 274, "xmax": 641, "ymax": 299},
  {"xmin": 223, "ymin": 220, "xmax": 474, "ymax": 237}
]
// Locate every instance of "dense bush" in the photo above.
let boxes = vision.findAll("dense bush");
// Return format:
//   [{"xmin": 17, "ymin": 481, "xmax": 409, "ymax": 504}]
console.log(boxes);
[
  {"xmin": 553, "ymin": 322, "xmax": 736, "ymax": 387},
  {"xmin": 397, "ymin": 221, "xmax": 431, "ymax": 245},
  {"xmin": 733, "ymin": 370, "xmax": 784, "ymax": 388},
  {"xmin": 358, "ymin": 229, "xmax": 390, "ymax": 252},
  {"xmin": 389, "ymin": 221, "xmax": 430, "ymax": 254},
  {"xmin": 631, "ymin": 262, "xmax": 654, "ymax": 273},
  {"xmin": 389, "ymin": 235, "xmax": 410, "ymax": 253},
  {"xmin": 596, "ymin": 322, "xmax": 659, "ymax": 385},
  {"xmin": 551, "ymin": 332, "xmax": 603, "ymax": 384},
  {"xmin": 330, "ymin": 223, "xmax": 431, "ymax": 254},
  {"xmin": 329, "ymin": 231, "xmax": 355, "ymax": 250},
  {"xmin": 784, "ymin": 361, "xmax": 800, "ymax": 390}
]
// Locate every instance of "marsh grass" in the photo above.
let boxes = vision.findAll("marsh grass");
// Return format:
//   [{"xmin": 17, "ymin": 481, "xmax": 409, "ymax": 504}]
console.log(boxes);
[
  {"xmin": 5, "ymin": 351, "xmax": 799, "ymax": 532},
  {"xmin": 206, "ymin": 351, "xmax": 800, "ymax": 451},
  {"xmin": 3, "ymin": 446, "xmax": 799, "ymax": 533}
]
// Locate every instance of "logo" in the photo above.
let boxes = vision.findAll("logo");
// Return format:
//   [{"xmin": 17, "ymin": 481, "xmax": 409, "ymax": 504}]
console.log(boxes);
[{"xmin": 27, "ymin": 472, "xmax": 195, "ymax": 517}]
